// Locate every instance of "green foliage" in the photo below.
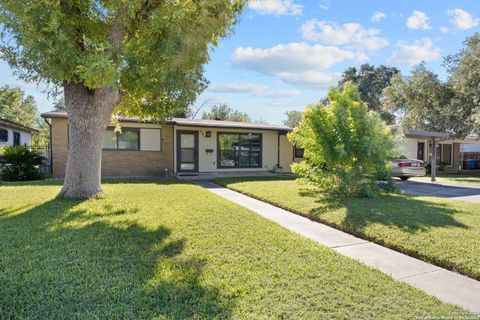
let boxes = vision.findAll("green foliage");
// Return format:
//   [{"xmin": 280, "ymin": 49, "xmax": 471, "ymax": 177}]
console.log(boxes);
[
  {"xmin": 0, "ymin": 1, "xmax": 247, "ymax": 120},
  {"xmin": 445, "ymin": 33, "xmax": 480, "ymax": 131},
  {"xmin": 283, "ymin": 110, "xmax": 303, "ymax": 128},
  {"xmin": 0, "ymin": 145, "xmax": 44, "ymax": 181},
  {"xmin": 338, "ymin": 64, "xmax": 400, "ymax": 124},
  {"xmin": 289, "ymin": 83, "xmax": 398, "ymax": 197},
  {"xmin": 0, "ymin": 85, "xmax": 39, "ymax": 128},
  {"xmin": 383, "ymin": 63, "xmax": 473, "ymax": 138},
  {"xmin": 202, "ymin": 103, "xmax": 251, "ymax": 122}
]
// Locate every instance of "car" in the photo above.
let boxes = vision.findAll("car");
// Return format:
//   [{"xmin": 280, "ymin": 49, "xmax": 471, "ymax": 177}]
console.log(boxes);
[{"xmin": 389, "ymin": 158, "xmax": 426, "ymax": 180}]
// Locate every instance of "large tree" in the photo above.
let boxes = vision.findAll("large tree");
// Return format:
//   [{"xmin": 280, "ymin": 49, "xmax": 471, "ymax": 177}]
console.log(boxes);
[
  {"xmin": 0, "ymin": 1, "xmax": 246, "ymax": 198},
  {"xmin": 338, "ymin": 64, "xmax": 400, "ymax": 124},
  {"xmin": 0, "ymin": 85, "xmax": 38, "ymax": 127},
  {"xmin": 444, "ymin": 33, "xmax": 480, "ymax": 131},
  {"xmin": 202, "ymin": 103, "xmax": 251, "ymax": 122},
  {"xmin": 383, "ymin": 64, "xmax": 474, "ymax": 182},
  {"xmin": 283, "ymin": 110, "xmax": 302, "ymax": 128}
]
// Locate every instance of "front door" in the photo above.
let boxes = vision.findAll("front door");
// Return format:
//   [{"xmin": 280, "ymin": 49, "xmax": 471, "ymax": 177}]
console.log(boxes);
[
  {"xmin": 177, "ymin": 131, "xmax": 198, "ymax": 173},
  {"xmin": 417, "ymin": 142, "xmax": 425, "ymax": 161}
]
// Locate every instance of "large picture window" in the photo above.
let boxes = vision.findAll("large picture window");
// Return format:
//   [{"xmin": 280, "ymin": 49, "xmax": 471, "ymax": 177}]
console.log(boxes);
[
  {"xmin": 102, "ymin": 128, "xmax": 139, "ymax": 150},
  {"xmin": 0, "ymin": 128, "xmax": 8, "ymax": 142},
  {"xmin": 218, "ymin": 133, "xmax": 262, "ymax": 168}
]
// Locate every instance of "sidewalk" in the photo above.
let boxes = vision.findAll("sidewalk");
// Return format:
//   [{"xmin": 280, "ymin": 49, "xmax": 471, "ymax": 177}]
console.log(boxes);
[{"xmin": 195, "ymin": 180, "xmax": 480, "ymax": 312}]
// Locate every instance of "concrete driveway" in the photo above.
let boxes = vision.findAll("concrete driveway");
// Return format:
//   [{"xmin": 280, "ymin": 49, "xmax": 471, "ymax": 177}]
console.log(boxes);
[{"xmin": 398, "ymin": 179, "xmax": 480, "ymax": 203}]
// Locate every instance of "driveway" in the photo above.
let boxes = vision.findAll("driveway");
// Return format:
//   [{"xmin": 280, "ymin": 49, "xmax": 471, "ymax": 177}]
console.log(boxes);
[{"xmin": 398, "ymin": 179, "xmax": 480, "ymax": 203}]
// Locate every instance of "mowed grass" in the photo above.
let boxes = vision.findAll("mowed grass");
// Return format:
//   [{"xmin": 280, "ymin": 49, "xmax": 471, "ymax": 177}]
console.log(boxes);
[
  {"xmin": 0, "ymin": 180, "xmax": 462, "ymax": 318},
  {"xmin": 413, "ymin": 173, "xmax": 480, "ymax": 187},
  {"xmin": 214, "ymin": 176, "xmax": 480, "ymax": 281}
]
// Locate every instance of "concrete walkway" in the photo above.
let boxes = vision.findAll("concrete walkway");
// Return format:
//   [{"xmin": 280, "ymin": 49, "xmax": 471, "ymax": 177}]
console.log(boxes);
[{"xmin": 195, "ymin": 180, "xmax": 480, "ymax": 312}]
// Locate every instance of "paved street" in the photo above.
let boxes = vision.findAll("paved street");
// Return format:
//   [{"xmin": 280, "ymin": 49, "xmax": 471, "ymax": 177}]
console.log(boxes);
[{"xmin": 398, "ymin": 179, "xmax": 480, "ymax": 203}]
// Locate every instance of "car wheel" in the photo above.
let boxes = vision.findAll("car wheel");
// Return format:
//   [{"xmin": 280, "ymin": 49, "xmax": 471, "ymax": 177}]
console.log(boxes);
[{"xmin": 400, "ymin": 177, "xmax": 410, "ymax": 181}]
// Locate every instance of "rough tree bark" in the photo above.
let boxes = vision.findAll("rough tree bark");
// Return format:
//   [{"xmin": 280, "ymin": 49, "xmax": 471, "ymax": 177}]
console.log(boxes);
[{"xmin": 61, "ymin": 83, "xmax": 120, "ymax": 199}]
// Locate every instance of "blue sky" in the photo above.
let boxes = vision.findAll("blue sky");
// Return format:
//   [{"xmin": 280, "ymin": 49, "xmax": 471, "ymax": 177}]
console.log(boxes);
[{"xmin": 1, "ymin": 0, "xmax": 479, "ymax": 124}]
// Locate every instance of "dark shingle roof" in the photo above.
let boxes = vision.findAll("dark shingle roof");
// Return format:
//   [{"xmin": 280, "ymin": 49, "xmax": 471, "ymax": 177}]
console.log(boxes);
[
  {"xmin": 0, "ymin": 118, "xmax": 38, "ymax": 133},
  {"xmin": 41, "ymin": 111, "xmax": 292, "ymax": 132}
]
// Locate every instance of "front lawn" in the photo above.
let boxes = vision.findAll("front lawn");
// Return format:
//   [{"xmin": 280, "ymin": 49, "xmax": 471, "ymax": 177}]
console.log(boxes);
[
  {"xmin": 0, "ymin": 179, "xmax": 461, "ymax": 318},
  {"xmin": 214, "ymin": 176, "xmax": 480, "ymax": 281},
  {"xmin": 413, "ymin": 172, "xmax": 480, "ymax": 187}
]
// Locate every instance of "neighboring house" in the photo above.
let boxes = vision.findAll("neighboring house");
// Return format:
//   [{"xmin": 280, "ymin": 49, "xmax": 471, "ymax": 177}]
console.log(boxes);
[
  {"xmin": 391, "ymin": 126, "xmax": 480, "ymax": 172},
  {"xmin": 0, "ymin": 118, "xmax": 38, "ymax": 148},
  {"xmin": 41, "ymin": 111, "xmax": 303, "ymax": 178}
]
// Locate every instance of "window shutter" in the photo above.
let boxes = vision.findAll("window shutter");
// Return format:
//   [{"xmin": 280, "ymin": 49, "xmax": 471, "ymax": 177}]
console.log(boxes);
[{"xmin": 140, "ymin": 129, "xmax": 161, "ymax": 151}]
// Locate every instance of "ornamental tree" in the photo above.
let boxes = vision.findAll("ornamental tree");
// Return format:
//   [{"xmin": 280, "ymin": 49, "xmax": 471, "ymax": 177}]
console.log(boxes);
[
  {"xmin": 288, "ymin": 82, "xmax": 398, "ymax": 197},
  {"xmin": 0, "ymin": 0, "xmax": 246, "ymax": 198}
]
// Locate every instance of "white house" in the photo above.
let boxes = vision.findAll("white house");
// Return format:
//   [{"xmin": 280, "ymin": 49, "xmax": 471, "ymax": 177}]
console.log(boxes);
[{"xmin": 0, "ymin": 118, "xmax": 38, "ymax": 148}]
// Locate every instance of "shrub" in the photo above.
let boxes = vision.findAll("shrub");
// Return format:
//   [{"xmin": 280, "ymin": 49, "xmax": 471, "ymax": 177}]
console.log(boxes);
[
  {"xmin": 0, "ymin": 145, "xmax": 44, "ymax": 181},
  {"xmin": 288, "ymin": 82, "xmax": 398, "ymax": 197}
]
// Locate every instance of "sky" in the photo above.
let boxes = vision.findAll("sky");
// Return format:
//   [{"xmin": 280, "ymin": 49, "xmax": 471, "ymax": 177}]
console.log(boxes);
[{"xmin": 0, "ymin": 0, "xmax": 479, "ymax": 124}]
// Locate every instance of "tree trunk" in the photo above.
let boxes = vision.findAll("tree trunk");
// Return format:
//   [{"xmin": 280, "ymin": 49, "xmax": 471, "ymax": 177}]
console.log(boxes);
[
  {"xmin": 61, "ymin": 83, "xmax": 120, "ymax": 199},
  {"xmin": 431, "ymin": 138, "xmax": 437, "ymax": 182}
]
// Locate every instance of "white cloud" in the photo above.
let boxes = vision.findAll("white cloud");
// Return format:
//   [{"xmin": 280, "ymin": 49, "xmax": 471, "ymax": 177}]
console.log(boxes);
[
  {"xmin": 406, "ymin": 11, "xmax": 431, "ymax": 30},
  {"xmin": 440, "ymin": 26, "xmax": 449, "ymax": 33},
  {"xmin": 371, "ymin": 11, "xmax": 386, "ymax": 22},
  {"xmin": 232, "ymin": 42, "xmax": 365, "ymax": 73},
  {"xmin": 275, "ymin": 71, "xmax": 341, "ymax": 88},
  {"xmin": 387, "ymin": 38, "xmax": 441, "ymax": 66},
  {"xmin": 319, "ymin": 0, "xmax": 330, "ymax": 10},
  {"xmin": 300, "ymin": 20, "xmax": 389, "ymax": 51},
  {"xmin": 231, "ymin": 42, "xmax": 362, "ymax": 89},
  {"xmin": 208, "ymin": 82, "xmax": 300, "ymax": 98},
  {"xmin": 249, "ymin": 0, "xmax": 302, "ymax": 16},
  {"xmin": 447, "ymin": 9, "xmax": 479, "ymax": 30}
]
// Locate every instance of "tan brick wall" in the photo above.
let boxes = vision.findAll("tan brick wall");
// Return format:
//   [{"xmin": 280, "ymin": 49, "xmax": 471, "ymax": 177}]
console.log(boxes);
[
  {"xmin": 51, "ymin": 118, "xmax": 68, "ymax": 178},
  {"xmin": 50, "ymin": 118, "xmax": 174, "ymax": 178}
]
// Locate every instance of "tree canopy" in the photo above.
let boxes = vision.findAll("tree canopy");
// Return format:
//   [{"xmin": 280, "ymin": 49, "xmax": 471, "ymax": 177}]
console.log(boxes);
[
  {"xmin": 338, "ymin": 64, "xmax": 400, "ymax": 124},
  {"xmin": 202, "ymin": 103, "xmax": 251, "ymax": 122},
  {"xmin": 383, "ymin": 63, "xmax": 474, "ymax": 139},
  {"xmin": 0, "ymin": 85, "xmax": 39, "ymax": 128},
  {"xmin": 444, "ymin": 33, "xmax": 480, "ymax": 132},
  {"xmin": 283, "ymin": 110, "xmax": 302, "ymax": 128},
  {"xmin": 0, "ymin": 0, "xmax": 246, "ymax": 120},
  {"xmin": 289, "ymin": 82, "xmax": 397, "ymax": 197}
]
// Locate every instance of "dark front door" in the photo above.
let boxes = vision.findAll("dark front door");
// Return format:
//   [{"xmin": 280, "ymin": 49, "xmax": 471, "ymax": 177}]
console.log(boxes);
[
  {"xmin": 417, "ymin": 142, "xmax": 425, "ymax": 161},
  {"xmin": 177, "ymin": 131, "xmax": 198, "ymax": 173}
]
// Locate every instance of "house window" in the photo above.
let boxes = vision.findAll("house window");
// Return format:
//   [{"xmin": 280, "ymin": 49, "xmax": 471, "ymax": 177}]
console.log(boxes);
[
  {"xmin": 218, "ymin": 133, "xmax": 262, "ymax": 168},
  {"xmin": 0, "ymin": 129, "xmax": 8, "ymax": 142},
  {"xmin": 102, "ymin": 128, "xmax": 139, "ymax": 150},
  {"xmin": 294, "ymin": 146, "xmax": 304, "ymax": 158},
  {"xmin": 13, "ymin": 132, "xmax": 20, "ymax": 146}
]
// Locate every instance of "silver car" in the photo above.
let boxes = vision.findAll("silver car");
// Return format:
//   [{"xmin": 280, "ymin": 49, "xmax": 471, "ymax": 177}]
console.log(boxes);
[{"xmin": 390, "ymin": 158, "xmax": 426, "ymax": 180}]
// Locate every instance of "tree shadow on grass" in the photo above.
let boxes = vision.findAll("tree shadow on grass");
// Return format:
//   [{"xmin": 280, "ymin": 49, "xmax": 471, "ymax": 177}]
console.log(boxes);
[
  {"xmin": 0, "ymin": 196, "xmax": 232, "ymax": 319},
  {"xmin": 298, "ymin": 189, "xmax": 468, "ymax": 233}
]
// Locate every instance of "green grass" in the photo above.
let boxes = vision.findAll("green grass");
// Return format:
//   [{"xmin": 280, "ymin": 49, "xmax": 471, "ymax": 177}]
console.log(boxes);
[
  {"xmin": 0, "ymin": 179, "xmax": 462, "ymax": 318},
  {"xmin": 214, "ymin": 176, "xmax": 480, "ymax": 281},
  {"xmin": 413, "ymin": 172, "xmax": 480, "ymax": 187}
]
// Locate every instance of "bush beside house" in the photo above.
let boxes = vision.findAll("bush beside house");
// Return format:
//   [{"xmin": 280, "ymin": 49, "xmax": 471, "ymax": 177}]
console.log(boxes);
[{"xmin": 0, "ymin": 145, "xmax": 44, "ymax": 181}]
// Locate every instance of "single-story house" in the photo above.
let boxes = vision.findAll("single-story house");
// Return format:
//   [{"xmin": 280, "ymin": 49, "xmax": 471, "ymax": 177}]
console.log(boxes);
[
  {"xmin": 0, "ymin": 118, "xmax": 38, "ymax": 148},
  {"xmin": 392, "ymin": 126, "xmax": 480, "ymax": 172},
  {"xmin": 41, "ymin": 111, "xmax": 303, "ymax": 178}
]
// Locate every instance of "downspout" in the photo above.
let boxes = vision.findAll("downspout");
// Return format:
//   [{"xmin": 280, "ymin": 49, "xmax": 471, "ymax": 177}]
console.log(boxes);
[{"xmin": 43, "ymin": 118, "xmax": 53, "ymax": 175}]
